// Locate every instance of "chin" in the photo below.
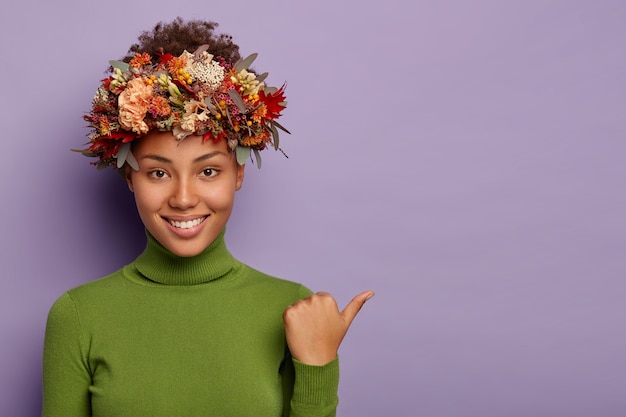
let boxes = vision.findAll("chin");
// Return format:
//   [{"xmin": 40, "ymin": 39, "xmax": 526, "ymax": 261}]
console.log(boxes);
[{"xmin": 159, "ymin": 238, "xmax": 212, "ymax": 257}]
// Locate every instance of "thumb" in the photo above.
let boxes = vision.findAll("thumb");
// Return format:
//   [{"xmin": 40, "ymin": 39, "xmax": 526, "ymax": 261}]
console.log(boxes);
[{"xmin": 340, "ymin": 290, "xmax": 375, "ymax": 325}]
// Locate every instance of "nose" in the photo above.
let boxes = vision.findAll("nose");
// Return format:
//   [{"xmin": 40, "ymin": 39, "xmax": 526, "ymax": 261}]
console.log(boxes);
[{"xmin": 168, "ymin": 178, "xmax": 200, "ymax": 210}]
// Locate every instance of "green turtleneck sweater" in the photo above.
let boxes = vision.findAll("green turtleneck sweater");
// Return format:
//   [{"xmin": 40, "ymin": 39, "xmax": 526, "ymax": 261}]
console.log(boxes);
[{"xmin": 42, "ymin": 230, "xmax": 339, "ymax": 417}]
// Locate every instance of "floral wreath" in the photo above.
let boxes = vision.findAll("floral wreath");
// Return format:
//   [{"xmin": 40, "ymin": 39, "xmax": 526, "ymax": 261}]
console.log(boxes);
[{"xmin": 79, "ymin": 45, "xmax": 289, "ymax": 170}]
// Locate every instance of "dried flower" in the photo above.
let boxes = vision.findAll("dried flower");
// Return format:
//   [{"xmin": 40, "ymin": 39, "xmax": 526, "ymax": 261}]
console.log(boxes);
[
  {"xmin": 129, "ymin": 52, "xmax": 152, "ymax": 68},
  {"xmin": 231, "ymin": 69, "xmax": 264, "ymax": 96},
  {"xmin": 81, "ymin": 46, "xmax": 289, "ymax": 169},
  {"xmin": 118, "ymin": 78, "xmax": 153, "ymax": 134}
]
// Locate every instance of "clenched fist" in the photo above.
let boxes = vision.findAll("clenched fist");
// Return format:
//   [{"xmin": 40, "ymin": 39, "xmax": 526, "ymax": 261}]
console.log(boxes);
[{"xmin": 283, "ymin": 290, "xmax": 374, "ymax": 366}]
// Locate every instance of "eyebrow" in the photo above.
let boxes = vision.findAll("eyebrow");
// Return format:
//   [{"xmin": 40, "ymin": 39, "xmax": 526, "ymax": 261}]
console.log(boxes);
[{"xmin": 140, "ymin": 151, "xmax": 227, "ymax": 164}]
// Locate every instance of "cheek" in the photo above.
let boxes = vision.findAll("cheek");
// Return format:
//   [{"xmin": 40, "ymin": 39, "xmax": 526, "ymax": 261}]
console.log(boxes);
[
  {"xmin": 204, "ymin": 185, "xmax": 236, "ymax": 212},
  {"xmin": 133, "ymin": 184, "xmax": 162, "ymax": 213}
]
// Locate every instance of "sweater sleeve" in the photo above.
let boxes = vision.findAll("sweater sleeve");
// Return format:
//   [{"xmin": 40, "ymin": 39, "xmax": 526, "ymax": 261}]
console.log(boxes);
[
  {"xmin": 280, "ymin": 285, "xmax": 340, "ymax": 417},
  {"xmin": 289, "ymin": 357, "xmax": 340, "ymax": 417},
  {"xmin": 42, "ymin": 292, "xmax": 91, "ymax": 417}
]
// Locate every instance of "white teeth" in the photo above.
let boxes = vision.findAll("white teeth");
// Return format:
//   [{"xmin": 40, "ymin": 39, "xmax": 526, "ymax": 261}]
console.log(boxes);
[{"xmin": 169, "ymin": 217, "xmax": 206, "ymax": 229}]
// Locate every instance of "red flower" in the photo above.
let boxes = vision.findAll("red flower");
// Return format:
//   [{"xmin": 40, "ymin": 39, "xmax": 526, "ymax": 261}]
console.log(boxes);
[
  {"xmin": 88, "ymin": 131, "xmax": 138, "ymax": 161},
  {"xmin": 173, "ymin": 79, "xmax": 197, "ymax": 97},
  {"xmin": 258, "ymin": 85, "xmax": 286, "ymax": 119},
  {"xmin": 203, "ymin": 131, "xmax": 226, "ymax": 144},
  {"xmin": 105, "ymin": 131, "xmax": 137, "ymax": 144},
  {"xmin": 159, "ymin": 53, "xmax": 174, "ymax": 64}
]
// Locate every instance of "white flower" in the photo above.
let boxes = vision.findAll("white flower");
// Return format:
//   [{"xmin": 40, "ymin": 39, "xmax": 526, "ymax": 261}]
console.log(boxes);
[
  {"xmin": 182, "ymin": 50, "xmax": 225, "ymax": 92},
  {"xmin": 175, "ymin": 100, "xmax": 210, "ymax": 138}
]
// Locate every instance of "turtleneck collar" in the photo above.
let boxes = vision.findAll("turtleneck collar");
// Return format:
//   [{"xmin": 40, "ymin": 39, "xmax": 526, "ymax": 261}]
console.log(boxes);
[{"xmin": 133, "ymin": 228, "xmax": 238, "ymax": 286}]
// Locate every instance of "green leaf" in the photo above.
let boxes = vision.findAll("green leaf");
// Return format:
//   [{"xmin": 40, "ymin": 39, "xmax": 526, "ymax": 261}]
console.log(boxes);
[
  {"xmin": 271, "ymin": 120, "xmax": 291, "ymax": 134},
  {"xmin": 234, "ymin": 53, "xmax": 258, "ymax": 71},
  {"xmin": 264, "ymin": 86, "xmax": 277, "ymax": 94},
  {"xmin": 204, "ymin": 98, "xmax": 217, "ymax": 114},
  {"xmin": 255, "ymin": 72, "xmax": 269, "ymax": 83},
  {"xmin": 269, "ymin": 123, "xmax": 280, "ymax": 150},
  {"xmin": 227, "ymin": 90, "xmax": 247, "ymax": 113},
  {"xmin": 110, "ymin": 60, "xmax": 129, "ymax": 72},
  {"xmin": 236, "ymin": 146, "xmax": 251, "ymax": 165},
  {"xmin": 71, "ymin": 148, "xmax": 95, "ymax": 157},
  {"xmin": 253, "ymin": 148, "xmax": 262, "ymax": 169},
  {"xmin": 125, "ymin": 148, "xmax": 139, "ymax": 170},
  {"xmin": 116, "ymin": 142, "xmax": 130, "ymax": 168},
  {"xmin": 114, "ymin": 143, "xmax": 138, "ymax": 170},
  {"xmin": 225, "ymin": 104, "xmax": 234, "ymax": 127}
]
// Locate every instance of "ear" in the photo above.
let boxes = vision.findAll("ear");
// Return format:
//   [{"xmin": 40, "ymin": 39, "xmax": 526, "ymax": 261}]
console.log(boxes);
[
  {"xmin": 235, "ymin": 163, "xmax": 245, "ymax": 191},
  {"xmin": 124, "ymin": 165, "xmax": 135, "ymax": 192}
]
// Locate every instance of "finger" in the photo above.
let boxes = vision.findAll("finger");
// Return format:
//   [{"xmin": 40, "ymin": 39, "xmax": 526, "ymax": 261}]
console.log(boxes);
[
  {"xmin": 340, "ymin": 290, "xmax": 375, "ymax": 325},
  {"xmin": 314, "ymin": 291, "xmax": 332, "ymax": 297}
]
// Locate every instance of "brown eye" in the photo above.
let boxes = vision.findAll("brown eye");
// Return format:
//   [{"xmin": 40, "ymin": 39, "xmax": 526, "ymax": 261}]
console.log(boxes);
[
  {"xmin": 202, "ymin": 168, "xmax": 217, "ymax": 177},
  {"xmin": 149, "ymin": 169, "xmax": 168, "ymax": 179}
]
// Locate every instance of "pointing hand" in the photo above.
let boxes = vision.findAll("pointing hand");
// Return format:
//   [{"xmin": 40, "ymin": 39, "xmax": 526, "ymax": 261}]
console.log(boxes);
[{"xmin": 283, "ymin": 290, "xmax": 374, "ymax": 366}]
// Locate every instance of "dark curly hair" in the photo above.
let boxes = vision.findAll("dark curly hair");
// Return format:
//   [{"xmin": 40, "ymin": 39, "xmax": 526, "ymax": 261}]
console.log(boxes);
[{"xmin": 122, "ymin": 17, "xmax": 242, "ymax": 65}]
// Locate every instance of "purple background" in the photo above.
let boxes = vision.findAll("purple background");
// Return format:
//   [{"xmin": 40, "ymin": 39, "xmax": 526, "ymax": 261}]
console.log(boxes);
[{"xmin": 1, "ymin": 1, "xmax": 625, "ymax": 416}]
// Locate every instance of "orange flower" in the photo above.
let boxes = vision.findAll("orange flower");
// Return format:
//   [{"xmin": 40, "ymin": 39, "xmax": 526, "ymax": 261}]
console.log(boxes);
[
  {"xmin": 218, "ymin": 69, "xmax": 237, "ymax": 93},
  {"xmin": 118, "ymin": 78, "xmax": 153, "ymax": 134},
  {"xmin": 83, "ymin": 50, "xmax": 289, "ymax": 169},
  {"xmin": 98, "ymin": 117, "xmax": 111, "ymax": 136},
  {"xmin": 129, "ymin": 53, "xmax": 152, "ymax": 68},
  {"xmin": 241, "ymin": 130, "xmax": 270, "ymax": 147},
  {"xmin": 149, "ymin": 96, "xmax": 172, "ymax": 117},
  {"xmin": 167, "ymin": 56, "xmax": 186, "ymax": 76},
  {"xmin": 251, "ymin": 104, "xmax": 268, "ymax": 123}
]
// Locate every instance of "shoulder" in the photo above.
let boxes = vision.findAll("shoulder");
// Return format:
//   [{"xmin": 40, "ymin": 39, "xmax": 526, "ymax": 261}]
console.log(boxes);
[
  {"xmin": 236, "ymin": 263, "xmax": 313, "ymax": 300},
  {"xmin": 48, "ymin": 267, "xmax": 128, "ymax": 313}
]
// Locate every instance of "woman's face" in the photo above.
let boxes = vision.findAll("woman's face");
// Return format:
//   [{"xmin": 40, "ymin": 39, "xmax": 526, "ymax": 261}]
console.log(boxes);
[{"xmin": 125, "ymin": 131, "xmax": 245, "ymax": 257}]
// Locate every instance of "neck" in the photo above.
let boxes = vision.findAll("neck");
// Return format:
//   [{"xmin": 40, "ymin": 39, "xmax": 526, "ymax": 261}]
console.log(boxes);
[{"xmin": 133, "ymin": 229, "xmax": 236, "ymax": 285}]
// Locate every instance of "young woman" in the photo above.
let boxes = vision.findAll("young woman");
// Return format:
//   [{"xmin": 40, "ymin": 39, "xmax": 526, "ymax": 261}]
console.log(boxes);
[{"xmin": 42, "ymin": 18, "xmax": 373, "ymax": 417}]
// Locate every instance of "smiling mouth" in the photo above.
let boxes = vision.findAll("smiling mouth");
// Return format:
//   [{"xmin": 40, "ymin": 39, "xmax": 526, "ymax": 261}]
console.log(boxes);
[{"xmin": 167, "ymin": 217, "xmax": 208, "ymax": 229}]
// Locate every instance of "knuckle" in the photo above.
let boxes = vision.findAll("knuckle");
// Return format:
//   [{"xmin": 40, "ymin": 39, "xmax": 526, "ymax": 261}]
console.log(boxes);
[{"xmin": 283, "ymin": 307, "xmax": 296, "ymax": 320}]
